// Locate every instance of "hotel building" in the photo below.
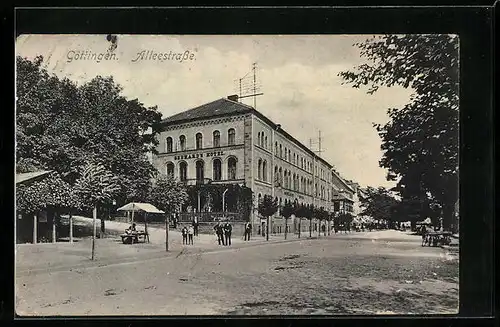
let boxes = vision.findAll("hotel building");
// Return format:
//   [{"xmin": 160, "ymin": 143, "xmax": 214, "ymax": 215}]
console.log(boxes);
[{"xmin": 153, "ymin": 95, "xmax": 354, "ymax": 233}]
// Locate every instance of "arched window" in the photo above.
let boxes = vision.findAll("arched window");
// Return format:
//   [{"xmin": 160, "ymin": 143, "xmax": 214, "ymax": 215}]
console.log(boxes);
[
  {"xmin": 213, "ymin": 130, "xmax": 220, "ymax": 147},
  {"xmin": 265, "ymin": 136, "xmax": 268, "ymax": 149},
  {"xmin": 262, "ymin": 160, "xmax": 267, "ymax": 182},
  {"xmin": 179, "ymin": 135, "xmax": 186, "ymax": 151},
  {"xmin": 213, "ymin": 158, "xmax": 222, "ymax": 181},
  {"xmin": 257, "ymin": 132, "xmax": 261, "ymax": 146},
  {"xmin": 288, "ymin": 150, "xmax": 291, "ymax": 162},
  {"xmin": 196, "ymin": 133, "xmax": 203, "ymax": 149},
  {"xmin": 284, "ymin": 147, "xmax": 287, "ymax": 160},
  {"xmin": 275, "ymin": 142, "xmax": 278, "ymax": 155},
  {"xmin": 258, "ymin": 159, "xmax": 262, "ymax": 180},
  {"xmin": 166, "ymin": 137, "xmax": 173, "ymax": 153},
  {"xmin": 274, "ymin": 166, "xmax": 278, "ymax": 185},
  {"xmin": 279, "ymin": 144, "xmax": 283, "ymax": 158},
  {"xmin": 279, "ymin": 167, "xmax": 283, "ymax": 185},
  {"xmin": 179, "ymin": 162, "xmax": 187, "ymax": 182},
  {"xmin": 228, "ymin": 128, "xmax": 235, "ymax": 145},
  {"xmin": 258, "ymin": 193, "xmax": 262, "ymax": 204},
  {"xmin": 196, "ymin": 160, "xmax": 204, "ymax": 182},
  {"xmin": 228, "ymin": 157, "xmax": 237, "ymax": 180},
  {"xmin": 166, "ymin": 162, "xmax": 174, "ymax": 177}
]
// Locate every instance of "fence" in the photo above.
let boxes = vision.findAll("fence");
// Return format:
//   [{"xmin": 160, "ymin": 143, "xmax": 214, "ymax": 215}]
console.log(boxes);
[{"xmin": 177, "ymin": 211, "xmax": 246, "ymax": 222}]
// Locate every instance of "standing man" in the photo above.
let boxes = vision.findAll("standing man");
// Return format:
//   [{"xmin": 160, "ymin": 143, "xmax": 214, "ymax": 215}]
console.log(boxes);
[
  {"xmin": 214, "ymin": 221, "xmax": 224, "ymax": 246},
  {"xmin": 224, "ymin": 222, "xmax": 232, "ymax": 246},
  {"xmin": 188, "ymin": 225, "xmax": 194, "ymax": 245},
  {"xmin": 244, "ymin": 222, "xmax": 252, "ymax": 241},
  {"xmin": 193, "ymin": 216, "xmax": 199, "ymax": 237},
  {"xmin": 181, "ymin": 226, "xmax": 188, "ymax": 245}
]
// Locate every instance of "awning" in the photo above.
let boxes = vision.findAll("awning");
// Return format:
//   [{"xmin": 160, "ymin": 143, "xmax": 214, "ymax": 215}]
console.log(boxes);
[
  {"xmin": 16, "ymin": 170, "xmax": 53, "ymax": 184},
  {"xmin": 117, "ymin": 202, "xmax": 165, "ymax": 214}
]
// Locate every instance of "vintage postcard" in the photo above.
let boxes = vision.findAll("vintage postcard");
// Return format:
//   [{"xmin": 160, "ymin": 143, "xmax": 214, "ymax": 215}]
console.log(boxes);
[{"xmin": 15, "ymin": 34, "xmax": 459, "ymax": 315}]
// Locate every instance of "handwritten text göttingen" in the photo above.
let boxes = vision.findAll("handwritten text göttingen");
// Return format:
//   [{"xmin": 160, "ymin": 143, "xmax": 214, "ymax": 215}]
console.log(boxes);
[{"xmin": 132, "ymin": 50, "xmax": 196, "ymax": 63}]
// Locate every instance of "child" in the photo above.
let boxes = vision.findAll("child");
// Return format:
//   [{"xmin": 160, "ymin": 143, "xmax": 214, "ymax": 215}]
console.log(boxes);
[{"xmin": 181, "ymin": 226, "xmax": 188, "ymax": 245}]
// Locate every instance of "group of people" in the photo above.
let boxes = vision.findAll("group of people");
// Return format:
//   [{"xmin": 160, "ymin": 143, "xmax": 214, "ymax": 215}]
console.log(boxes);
[
  {"xmin": 181, "ymin": 225, "xmax": 195, "ymax": 245},
  {"xmin": 214, "ymin": 221, "xmax": 233, "ymax": 246}
]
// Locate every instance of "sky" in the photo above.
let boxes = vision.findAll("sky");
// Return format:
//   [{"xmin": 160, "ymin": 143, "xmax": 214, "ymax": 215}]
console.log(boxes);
[{"xmin": 16, "ymin": 34, "xmax": 414, "ymax": 189}]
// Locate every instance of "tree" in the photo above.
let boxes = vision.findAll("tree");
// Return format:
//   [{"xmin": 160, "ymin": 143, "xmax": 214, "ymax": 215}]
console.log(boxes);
[
  {"xmin": 317, "ymin": 207, "xmax": 329, "ymax": 236},
  {"xmin": 305, "ymin": 204, "xmax": 314, "ymax": 238},
  {"xmin": 16, "ymin": 56, "xmax": 162, "ymax": 203},
  {"xmin": 339, "ymin": 35, "xmax": 459, "ymax": 232},
  {"xmin": 293, "ymin": 202, "xmax": 303, "ymax": 238},
  {"xmin": 149, "ymin": 175, "xmax": 188, "ymax": 251},
  {"xmin": 257, "ymin": 195, "xmax": 278, "ymax": 241},
  {"xmin": 360, "ymin": 186, "xmax": 401, "ymax": 228},
  {"xmin": 280, "ymin": 201, "xmax": 294, "ymax": 240},
  {"xmin": 74, "ymin": 162, "xmax": 121, "ymax": 260},
  {"xmin": 339, "ymin": 213, "xmax": 354, "ymax": 233},
  {"xmin": 16, "ymin": 172, "xmax": 78, "ymax": 243}
]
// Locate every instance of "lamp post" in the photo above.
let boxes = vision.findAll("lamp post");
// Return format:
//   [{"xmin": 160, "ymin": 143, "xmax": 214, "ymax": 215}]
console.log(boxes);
[
  {"xmin": 222, "ymin": 188, "xmax": 229, "ymax": 220},
  {"xmin": 271, "ymin": 124, "xmax": 280, "ymax": 236}
]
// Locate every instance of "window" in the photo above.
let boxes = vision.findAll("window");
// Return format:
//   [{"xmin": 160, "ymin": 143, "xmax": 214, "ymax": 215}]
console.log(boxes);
[
  {"xmin": 265, "ymin": 136, "xmax": 268, "ymax": 149},
  {"xmin": 257, "ymin": 132, "xmax": 261, "ymax": 146},
  {"xmin": 179, "ymin": 135, "xmax": 186, "ymax": 151},
  {"xmin": 213, "ymin": 158, "xmax": 222, "ymax": 181},
  {"xmin": 196, "ymin": 133, "xmax": 203, "ymax": 149},
  {"xmin": 288, "ymin": 150, "xmax": 291, "ymax": 162},
  {"xmin": 279, "ymin": 144, "xmax": 283, "ymax": 158},
  {"xmin": 274, "ymin": 166, "xmax": 278, "ymax": 185},
  {"xmin": 179, "ymin": 162, "xmax": 188, "ymax": 181},
  {"xmin": 275, "ymin": 142, "xmax": 278, "ymax": 155},
  {"xmin": 228, "ymin": 157, "xmax": 237, "ymax": 180},
  {"xmin": 213, "ymin": 130, "xmax": 220, "ymax": 147},
  {"xmin": 279, "ymin": 167, "xmax": 283, "ymax": 185},
  {"xmin": 262, "ymin": 160, "xmax": 267, "ymax": 182},
  {"xmin": 284, "ymin": 147, "xmax": 287, "ymax": 160},
  {"xmin": 196, "ymin": 160, "xmax": 204, "ymax": 182},
  {"xmin": 166, "ymin": 162, "xmax": 174, "ymax": 177},
  {"xmin": 228, "ymin": 128, "xmax": 235, "ymax": 145},
  {"xmin": 166, "ymin": 137, "xmax": 173, "ymax": 153},
  {"xmin": 258, "ymin": 159, "xmax": 262, "ymax": 180}
]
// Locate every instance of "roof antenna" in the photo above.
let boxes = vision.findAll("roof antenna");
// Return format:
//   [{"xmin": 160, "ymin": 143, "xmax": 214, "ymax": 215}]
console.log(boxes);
[{"xmin": 233, "ymin": 62, "xmax": 263, "ymax": 109}]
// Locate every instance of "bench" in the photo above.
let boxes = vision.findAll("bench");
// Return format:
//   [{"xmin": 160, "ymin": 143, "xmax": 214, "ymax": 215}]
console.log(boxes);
[{"xmin": 120, "ymin": 231, "xmax": 149, "ymax": 244}]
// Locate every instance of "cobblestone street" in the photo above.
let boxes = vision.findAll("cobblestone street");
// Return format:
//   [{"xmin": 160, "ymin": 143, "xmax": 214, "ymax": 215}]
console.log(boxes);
[{"xmin": 15, "ymin": 231, "xmax": 458, "ymax": 316}]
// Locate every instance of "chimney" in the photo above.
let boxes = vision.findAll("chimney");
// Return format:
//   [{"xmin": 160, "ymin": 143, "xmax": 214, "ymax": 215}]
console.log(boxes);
[{"xmin": 227, "ymin": 94, "xmax": 239, "ymax": 102}]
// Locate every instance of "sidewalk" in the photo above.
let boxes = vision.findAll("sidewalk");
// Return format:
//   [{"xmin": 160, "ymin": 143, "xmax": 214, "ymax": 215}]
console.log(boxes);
[{"xmin": 16, "ymin": 218, "xmax": 309, "ymax": 274}]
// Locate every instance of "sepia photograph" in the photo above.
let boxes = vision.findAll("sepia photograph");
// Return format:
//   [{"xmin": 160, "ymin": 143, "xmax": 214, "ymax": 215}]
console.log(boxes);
[{"xmin": 15, "ymin": 33, "xmax": 459, "ymax": 316}]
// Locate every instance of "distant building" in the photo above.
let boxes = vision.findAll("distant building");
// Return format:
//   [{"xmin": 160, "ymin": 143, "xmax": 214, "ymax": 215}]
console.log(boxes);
[{"xmin": 153, "ymin": 95, "xmax": 355, "ymax": 233}]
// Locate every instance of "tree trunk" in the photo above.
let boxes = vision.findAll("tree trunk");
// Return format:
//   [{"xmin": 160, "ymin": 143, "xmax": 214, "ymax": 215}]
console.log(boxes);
[
  {"xmin": 284, "ymin": 218, "xmax": 288, "ymax": 240},
  {"xmin": 298, "ymin": 218, "xmax": 301, "ymax": 238},
  {"xmin": 327, "ymin": 220, "xmax": 331, "ymax": 236},
  {"xmin": 442, "ymin": 204, "xmax": 455, "ymax": 233},
  {"xmin": 69, "ymin": 210, "xmax": 73, "ymax": 243},
  {"xmin": 33, "ymin": 214, "xmax": 37, "ymax": 244},
  {"xmin": 165, "ymin": 214, "xmax": 169, "ymax": 252},
  {"xmin": 92, "ymin": 205, "xmax": 97, "ymax": 260},
  {"xmin": 266, "ymin": 216, "xmax": 269, "ymax": 241},
  {"xmin": 309, "ymin": 219, "xmax": 312, "ymax": 238},
  {"xmin": 52, "ymin": 210, "xmax": 57, "ymax": 243}
]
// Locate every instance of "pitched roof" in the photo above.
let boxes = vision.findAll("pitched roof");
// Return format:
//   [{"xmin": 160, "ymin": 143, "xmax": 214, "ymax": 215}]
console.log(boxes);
[{"xmin": 161, "ymin": 98, "xmax": 252, "ymax": 124}]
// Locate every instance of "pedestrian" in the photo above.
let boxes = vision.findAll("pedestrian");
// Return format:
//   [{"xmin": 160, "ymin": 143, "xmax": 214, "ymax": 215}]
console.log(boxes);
[
  {"xmin": 224, "ymin": 222, "xmax": 232, "ymax": 246},
  {"xmin": 214, "ymin": 222, "xmax": 224, "ymax": 245},
  {"xmin": 181, "ymin": 226, "xmax": 188, "ymax": 245},
  {"xmin": 193, "ymin": 216, "xmax": 199, "ymax": 237},
  {"xmin": 188, "ymin": 225, "xmax": 194, "ymax": 245},
  {"xmin": 181, "ymin": 226, "xmax": 187, "ymax": 244},
  {"xmin": 244, "ymin": 222, "xmax": 252, "ymax": 241}
]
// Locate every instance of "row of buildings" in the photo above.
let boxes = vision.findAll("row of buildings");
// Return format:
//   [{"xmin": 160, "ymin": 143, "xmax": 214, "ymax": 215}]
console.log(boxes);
[{"xmin": 152, "ymin": 95, "xmax": 367, "ymax": 234}]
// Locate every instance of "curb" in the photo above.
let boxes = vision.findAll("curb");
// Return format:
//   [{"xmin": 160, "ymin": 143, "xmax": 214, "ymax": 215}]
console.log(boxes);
[{"xmin": 16, "ymin": 235, "xmax": 323, "ymax": 276}]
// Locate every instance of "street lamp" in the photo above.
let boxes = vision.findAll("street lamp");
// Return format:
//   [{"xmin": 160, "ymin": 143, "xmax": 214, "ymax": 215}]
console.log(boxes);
[{"xmin": 222, "ymin": 188, "xmax": 229, "ymax": 220}]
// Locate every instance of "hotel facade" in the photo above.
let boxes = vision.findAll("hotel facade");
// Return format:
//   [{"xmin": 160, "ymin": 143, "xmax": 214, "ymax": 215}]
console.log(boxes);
[{"xmin": 152, "ymin": 95, "xmax": 355, "ymax": 233}]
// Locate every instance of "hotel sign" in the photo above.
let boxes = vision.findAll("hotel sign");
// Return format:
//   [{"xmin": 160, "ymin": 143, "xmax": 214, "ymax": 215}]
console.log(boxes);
[
  {"xmin": 174, "ymin": 150, "xmax": 225, "ymax": 160},
  {"xmin": 283, "ymin": 191, "xmax": 304, "ymax": 199}
]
